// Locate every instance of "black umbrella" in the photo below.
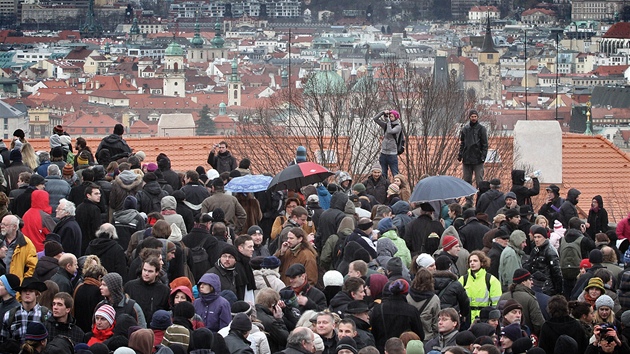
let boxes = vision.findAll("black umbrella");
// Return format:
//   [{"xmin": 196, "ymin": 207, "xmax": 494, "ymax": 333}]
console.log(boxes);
[
  {"xmin": 410, "ymin": 175, "xmax": 478, "ymax": 203},
  {"xmin": 267, "ymin": 162, "xmax": 333, "ymax": 192}
]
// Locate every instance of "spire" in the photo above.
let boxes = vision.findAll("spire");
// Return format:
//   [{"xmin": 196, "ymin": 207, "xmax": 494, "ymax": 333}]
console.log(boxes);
[
  {"xmin": 481, "ymin": 16, "xmax": 498, "ymax": 53},
  {"xmin": 584, "ymin": 101, "xmax": 593, "ymax": 135},
  {"xmin": 211, "ymin": 21, "xmax": 225, "ymax": 48},
  {"xmin": 190, "ymin": 16, "xmax": 204, "ymax": 47},
  {"xmin": 130, "ymin": 17, "xmax": 140, "ymax": 36},
  {"xmin": 80, "ymin": 0, "xmax": 103, "ymax": 38},
  {"xmin": 230, "ymin": 57, "xmax": 239, "ymax": 82}
]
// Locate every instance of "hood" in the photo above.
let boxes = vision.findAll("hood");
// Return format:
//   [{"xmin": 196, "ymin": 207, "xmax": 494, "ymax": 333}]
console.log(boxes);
[
  {"xmin": 377, "ymin": 237, "xmax": 398, "ymax": 258},
  {"xmin": 344, "ymin": 200, "xmax": 356, "ymax": 215},
  {"xmin": 593, "ymin": 195, "xmax": 603, "ymax": 208},
  {"xmin": 564, "ymin": 228, "xmax": 584, "ymax": 243},
  {"xmin": 317, "ymin": 184, "xmax": 331, "ymax": 197},
  {"xmin": 113, "ymin": 209, "xmax": 141, "ymax": 224},
  {"xmin": 382, "ymin": 229, "xmax": 401, "ymax": 241},
  {"xmin": 330, "ymin": 192, "xmax": 349, "ymax": 211},
  {"xmin": 31, "ymin": 190, "xmax": 52, "ymax": 214},
  {"xmin": 93, "ymin": 165, "xmax": 106, "ymax": 180},
  {"xmin": 567, "ymin": 188, "xmax": 581, "ymax": 204},
  {"xmin": 87, "ymin": 238, "xmax": 119, "ymax": 256},
  {"xmin": 509, "ymin": 230, "xmax": 527, "ymax": 249},
  {"xmin": 103, "ymin": 134, "xmax": 124, "ymax": 145},
  {"xmin": 161, "ymin": 196, "xmax": 177, "ymax": 211},
  {"xmin": 511, "ymin": 170, "xmax": 526, "ymax": 186},
  {"xmin": 336, "ymin": 171, "xmax": 352, "ymax": 185},
  {"xmin": 143, "ymin": 181, "xmax": 164, "ymax": 196},
  {"xmin": 442, "ymin": 225, "xmax": 460, "ymax": 242},
  {"xmin": 408, "ymin": 287, "xmax": 434, "ymax": 302},
  {"xmin": 118, "ymin": 170, "xmax": 140, "ymax": 185},
  {"xmin": 35, "ymin": 256, "xmax": 58, "ymax": 277},
  {"xmin": 49, "ymin": 135, "xmax": 61, "ymax": 148},
  {"xmin": 329, "ymin": 291, "xmax": 352, "ymax": 308},
  {"xmin": 555, "ymin": 334, "xmax": 578, "ymax": 354},
  {"xmin": 113, "ymin": 314, "xmax": 138, "ymax": 336},
  {"xmin": 343, "ymin": 241, "xmax": 363, "ymax": 262},
  {"xmin": 391, "ymin": 201, "xmax": 410, "ymax": 215},
  {"xmin": 198, "ymin": 273, "xmax": 221, "ymax": 292}
]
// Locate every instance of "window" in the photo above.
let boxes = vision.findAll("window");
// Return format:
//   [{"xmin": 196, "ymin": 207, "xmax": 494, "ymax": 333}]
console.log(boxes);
[{"xmin": 485, "ymin": 149, "xmax": 501, "ymax": 163}]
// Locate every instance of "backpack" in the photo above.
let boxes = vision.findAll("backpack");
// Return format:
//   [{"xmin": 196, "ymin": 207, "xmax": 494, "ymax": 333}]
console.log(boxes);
[
  {"xmin": 332, "ymin": 231, "xmax": 350, "ymax": 269},
  {"xmin": 396, "ymin": 130, "xmax": 406, "ymax": 155},
  {"xmin": 189, "ymin": 244, "xmax": 211, "ymax": 283},
  {"xmin": 559, "ymin": 235, "xmax": 583, "ymax": 279},
  {"xmin": 179, "ymin": 242, "xmax": 198, "ymax": 284},
  {"xmin": 462, "ymin": 272, "xmax": 492, "ymax": 305}
]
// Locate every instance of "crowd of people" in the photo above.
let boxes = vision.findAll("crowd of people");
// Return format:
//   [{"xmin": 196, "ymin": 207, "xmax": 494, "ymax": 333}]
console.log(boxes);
[{"xmin": 0, "ymin": 125, "xmax": 628, "ymax": 354}]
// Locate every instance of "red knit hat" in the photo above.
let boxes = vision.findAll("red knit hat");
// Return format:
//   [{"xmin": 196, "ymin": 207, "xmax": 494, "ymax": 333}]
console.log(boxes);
[
  {"xmin": 442, "ymin": 235, "xmax": 459, "ymax": 252},
  {"xmin": 580, "ymin": 259, "xmax": 592, "ymax": 269}
]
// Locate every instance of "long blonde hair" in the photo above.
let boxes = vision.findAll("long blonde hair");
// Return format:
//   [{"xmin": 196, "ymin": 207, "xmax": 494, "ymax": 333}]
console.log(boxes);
[{"xmin": 21, "ymin": 143, "xmax": 39, "ymax": 170}]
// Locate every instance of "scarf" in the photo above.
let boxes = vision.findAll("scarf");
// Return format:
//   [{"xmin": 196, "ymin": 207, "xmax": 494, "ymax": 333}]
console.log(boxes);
[
  {"xmin": 591, "ymin": 206, "xmax": 600, "ymax": 214},
  {"xmin": 584, "ymin": 292, "xmax": 598, "ymax": 307},
  {"xmin": 161, "ymin": 210, "xmax": 176, "ymax": 215},
  {"xmin": 292, "ymin": 280, "xmax": 308, "ymax": 295},
  {"xmin": 217, "ymin": 259, "xmax": 235, "ymax": 272},
  {"xmin": 88, "ymin": 321, "xmax": 116, "ymax": 346}
]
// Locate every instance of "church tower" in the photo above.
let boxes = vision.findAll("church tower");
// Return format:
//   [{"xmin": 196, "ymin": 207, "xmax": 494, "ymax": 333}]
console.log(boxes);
[
  {"xmin": 227, "ymin": 58, "xmax": 241, "ymax": 106},
  {"xmin": 478, "ymin": 16, "xmax": 501, "ymax": 103},
  {"xmin": 162, "ymin": 41, "xmax": 186, "ymax": 97}
]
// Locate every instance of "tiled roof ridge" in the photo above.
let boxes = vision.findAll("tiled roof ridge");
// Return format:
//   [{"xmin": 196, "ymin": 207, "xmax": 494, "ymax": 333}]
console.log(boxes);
[{"xmin": 564, "ymin": 132, "xmax": 630, "ymax": 163}]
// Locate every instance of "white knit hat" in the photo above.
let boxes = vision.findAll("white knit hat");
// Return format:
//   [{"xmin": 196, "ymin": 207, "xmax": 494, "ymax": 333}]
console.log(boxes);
[
  {"xmin": 323, "ymin": 270, "xmax": 344, "ymax": 287},
  {"xmin": 416, "ymin": 253, "xmax": 435, "ymax": 268}
]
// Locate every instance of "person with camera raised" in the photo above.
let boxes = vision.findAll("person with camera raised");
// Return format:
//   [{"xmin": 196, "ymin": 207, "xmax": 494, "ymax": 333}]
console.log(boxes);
[
  {"xmin": 585, "ymin": 323, "xmax": 630, "ymax": 354},
  {"xmin": 373, "ymin": 109, "xmax": 402, "ymax": 179},
  {"xmin": 207, "ymin": 141, "xmax": 237, "ymax": 174}
]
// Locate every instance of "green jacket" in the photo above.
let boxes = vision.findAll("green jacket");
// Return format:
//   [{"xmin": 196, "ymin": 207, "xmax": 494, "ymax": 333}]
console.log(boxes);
[{"xmin": 381, "ymin": 230, "xmax": 412, "ymax": 268}]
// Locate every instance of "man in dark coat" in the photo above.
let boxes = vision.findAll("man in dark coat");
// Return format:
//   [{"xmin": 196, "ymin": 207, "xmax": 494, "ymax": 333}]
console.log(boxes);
[
  {"xmin": 12, "ymin": 174, "xmax": 45, "ymax": 218},
  {"xmin": 283, "ymin": 263, "xmax": 327, "ymax": 313},
  {"xmin": 487, "ymin": 229, "xmax": 509, "ymax": 278},
  {"xmin": 135, "ymin": 172, "xmax": 168, "ymax": 214},
  {"xmin": 95, "ymin": 124, "xmax": 132, "ymax": 162},
  {"xmin": 5, "ymin": 149, "xmax": 33, "ymax": 192},
  {"xmin": 180, "ymin": 170, "xmax": 210, "ymax": 220},
  {"xmin": 344, "ymin": 301, "xmax": 375, "ymax": 348},
  {"xmin": 315, "ymin": 192, "xmax": 348, "ymax": 253},
  {"xmin": 538, "ymin": 184, "xmax": 564, "ymax": 226},
  {"xmin": 85, "ymin": 223, "xmax": 128, "ymax": 280},
  {"xmin": 157, "ymin": 155, "xmax": 181, "ymax": 191},
  {"xmin": 458, "ymin": 109, "xmax": 488, "ymax": 187},
  {"xmin": 75, "ymin": 185, "xmax": 104, "ymax": 256},
  {"xmin": 476, "ymin": 178, "xmax": 505, "ymax": 220},
  {"xmin": 45, "ymin": 292, "xmax": 85, "ymax": 345},
  {"xmin": 52, "ymin": 199, "xmax": 82, "ymax": 257},
  {"xmin": 403, "ymin": 203, "xmax": 444, "ymax": 255},
  {"xmin": 50, "ymin": 253, "xmax": 77, "ymax": 294},
  {"xmin": 458, "ymin": 208, "xmax": 491, "ymax": 252},
  {"xmin": 207, "ymin": 141, "xmax": 237, "ymax": 174},
  {"xmin": 510, "ymin": 170, "xmax": 540, "ymax": 207},
  {"xmin": 362, "ymin": 164, "xmax": 389, "ymax": 205},
  {"xmin": 123, "ymin": 257, "xmax": 170, "ymax": 324},
  {"xmin": 558, "ymin": 188, "xmax": 581, "ymax": 229}
]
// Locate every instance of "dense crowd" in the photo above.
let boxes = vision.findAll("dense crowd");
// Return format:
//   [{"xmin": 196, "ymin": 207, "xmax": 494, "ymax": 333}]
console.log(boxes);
[{"xmin": 0, "ymin": 125, "xmax": 628, "ymax": 354}]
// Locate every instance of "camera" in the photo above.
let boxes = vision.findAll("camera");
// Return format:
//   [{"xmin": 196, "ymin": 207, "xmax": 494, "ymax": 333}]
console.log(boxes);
[{"xmin": 603, "ymin": 336, "xmax": 616, "ymax": 344}]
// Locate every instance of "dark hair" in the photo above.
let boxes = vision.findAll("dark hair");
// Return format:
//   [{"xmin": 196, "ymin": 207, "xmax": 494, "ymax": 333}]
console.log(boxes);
[
  {"xmin": 445, "ymin": 347, "xmax": 467, "ymax": 354},
  {"xmin": 54, "ymin": 292, "xmax": 74, "ymax": 309},
  {"xmin": 84, "ymin": 185, "xmax": 100, "ymax": 197},
  {"xmin": 82, "ymin": 168, "xmax": 95, "ymax": 182},
  {"xmin": 289, "ymin": 227, "xmax": 305, "ymax": 239},
  {"xmin": 594, "ymin": 268, "xmax": 612, "ymax": 285},
  {"xmin": 547, "ymin": 294, "xmax": 569, "ymax": 318},
  {"xmin": 291, "ymin": 206, "xmax": 308, "ymax": 218},
  {"xmin": 411, "ymin": 268, "xmax": 434, "ymax": 292},
  {"xmin": 285, "ymin": 197, "xmax": 302, "ymax": 209},
  {"xmin": 569, "ymin": 301, "xmax": 592, "ymax": 320},
  {"xmin": 339, "ymin": 318, "xmax": 356, "ymax": 332},
  {"xmin": 238, "ymin": 158, "xmax": 250, "ymax": 169},
  {"xmin": 438, "ymin": 308, "xmax": 459, "ymax": 328},
  {"xmin": 234, "ymin": 235, "xmax": 253, "ymax": 249},
  {"xmin": 185, "ymin": 170, "xmax": 199, "ymax": 182},
  {"xmin": 219, "ymin": 141, "xmax": 228, "ymax": 148},
  {"xmin": 342, "ymin": 277, "xmax": 365, "ymax": 294},
  {"xmin": 569, "ymin": 217, "xmax": 584, "ymax": 230},
  {"xmin": 144, "ymin": 256, "xmax": 161, "ymax": 272},
  {"xmin": 478, "ymin": 344, "xmax": 501, "ymax": 354},
  {"xmin": 76, "ymin": 137, "xmax": 87, "ymax": 150},
  {"xmin": 449, "ymin": 203, "xmax": 463, "ymax": 216},
  {"xmin": 384, "ymin": 338, "xmax": 405, "ymax": 354}
]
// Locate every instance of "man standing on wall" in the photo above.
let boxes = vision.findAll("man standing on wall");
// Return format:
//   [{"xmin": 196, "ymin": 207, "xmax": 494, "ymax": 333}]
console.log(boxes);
[{"xmin": 458, "ymin": 109, "xmax": 488, "ymax": 187}]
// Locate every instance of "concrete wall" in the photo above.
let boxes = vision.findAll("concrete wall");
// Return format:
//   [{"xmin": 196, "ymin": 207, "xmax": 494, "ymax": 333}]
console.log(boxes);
[{"xmin": 513, "ymin": 120, "xmax": 562, "ymax": 184}]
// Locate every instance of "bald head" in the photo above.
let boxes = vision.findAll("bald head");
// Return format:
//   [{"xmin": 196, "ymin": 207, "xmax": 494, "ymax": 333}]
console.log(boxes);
[{"xmin": 59, "ymin": 253, "xmax": 77, "ymax": 269}]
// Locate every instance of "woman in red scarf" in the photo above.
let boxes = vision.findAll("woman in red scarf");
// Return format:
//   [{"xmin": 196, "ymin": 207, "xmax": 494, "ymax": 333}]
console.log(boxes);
[
  {"xmin": 86, "ymin": 304, "xmax": 116, "ymax": 345},
  {"xmin": 578, "ymin": 277, "xmax": 605, "ymax": 307}
]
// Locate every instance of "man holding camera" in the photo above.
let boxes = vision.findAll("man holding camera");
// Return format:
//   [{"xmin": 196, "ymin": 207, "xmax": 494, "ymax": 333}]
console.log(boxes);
[
  {"xmin": 585, "ymin": 324, "xmax": 629, "ymax": 354},
  {"xmin": 373, "ymin": 110, "xmax": 402, "ymax": 179},
  {"xmin": 207, "ymin": 141, "xmax": 237, "ymax": 174}
]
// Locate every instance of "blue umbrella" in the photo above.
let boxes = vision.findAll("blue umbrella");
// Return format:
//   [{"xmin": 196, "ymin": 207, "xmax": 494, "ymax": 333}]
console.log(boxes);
[
  {"xmin": 225, "ymin": 174, "xmax": 273, "ymax": 193},
  {"xmin": 410, "ymin": 175, "xmax": 478, "ymax": 203}
]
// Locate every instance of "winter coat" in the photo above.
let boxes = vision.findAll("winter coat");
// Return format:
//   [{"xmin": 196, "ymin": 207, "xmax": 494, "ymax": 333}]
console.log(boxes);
[
  {"xmin": 34, "ymin": 256, "xmax": 59, "ymax": 281},
  {"xmin": 329, "ymin": 291, "xmax": 354, "ymax": 316},
  {"xmin": 50, "ymin": 267, "xmax": 73, "ymax": 294},
  {"xmin": 207, "ymin": 150, "xmax": 237, "ymax": 174},
  {"xmin": 459, "ymin": 217, "xmax": 490, "ymax": 252},
  {"xmin": 564, "ymin": 228, "xmax": 596, "ymax": 259},
  {"xmin": 476, "ymin": 189, "xmax": 505, "ymax": 219},
  {"xmin": 207, "ymin": 262, "xmax": 238, "ymax": 296},
  {"xmin": 315, "ymin": 192, "xmax": 348, "ymax": 251},
  {"xmin": 510, "ymin": 170, "xmax": 540, "ymax": 206},
  {"xmin": 123, "ymin": 278, "xmax": 170, "ymax": 325},
  {"xmin": 524, "ymin": 239, "xmax": 563, "ymax": 295},
  {"xmin": 499, "ymin": 230, "xmax": 527, "ymax": 290},
  {"xmin": 424, "ymin": 330, "xmax": 458, "ymax": 354},
  {"xmin": 458, "ymin": 120, "xmax": 488, "ymax": 165},
  {"xmin": 76, "ymin": 199, "xmax": 104, "ymax": 255},
  {"xmin": 162, "ymin": 196, "xmax": 188, "ymax": 235},
  {"xmin": 586, "ymin": 195, "xmax": 609, "ymax": 239},
  {"xmin": 85, "ymin": 237, "xmax": 128, "ymax": 280},
  {"xmin": 73, "ymin": 277, "xmax": 103, "ymax": 332},
  {"xmin": 391, "ymin": 201, "xmax": 413, "ymax": 236},
  {"xmin": 136, "ymin": 181, "xmax": 169, "ymax": 214},
  {"xmin": 459, "ymin": 268, "xmax": 502, "ymax": 320},
  {"xmin": 96, "ymin": 134, "xmax": 132, "ymax": 161},
  {"xmin": 44, "ymin": 175, "xmax": 70, "ymax": 216},
  {"xmin": 317, "ymin": 184, "xmax": 332, "ymax": 210},
  {"xmin": 433, "ymin": 270, "xmax": 471, "ymax": 321},
  {"xmin": 380, "ymin": 229, "xmax": 412, "ymax": 268},
  {"xmin": 276, "ymin": 243, "xmax": 318, "ymax": 286},
  {"xmin": 36, "ymin": 161, "xmax": 50, "ymax": 177},
  {"xmin": 253, "ymin": 269, "xmax": 285, "ymax": 294},
  {"xmin": 487, "ymin": 242, "xmax": 504, "ymax": 278},
  {"xmin": 200, "ymin": 191, "xmax": 247, "ymax": 234},
  {"xmin": 182, "ymin": 226, "xmax": 220, "ymax": 280},
  {"xmin": 109, "ymin": 171, "xmax": 143, "ymax": 212},
  {"xmin": 6, "ymin": 162, "xmax": 32, "ymax": 191},
  {"xmin": 224, "ymin": 331, "xmax": 255, "ymax": 354},
  {"xmin": 22, "ymin": 190, "xmax": 56, "ymax": 252},
  {"xmin": 45, "ymin": 314, "xmax": 85, "ymax": 345},
  {"xmin": 373, "ymin": 112, "xmax": 402, "ymax": 155},
  {"xmin": 538, "ymin": 315, "xmax": 588, "ymax": 354},
  {"xmin": 558, "ymin": 188, "xmax": 581, "ymax": 228},
  {"xmin": 8, "ymin": 230, "xmax": 37, "ymax": 281},
  {"xmin": 347, "ymin": 228, "xmax": 377, "ymax": 259},
  {"xmin": 291, "ymin": 282, "xmax": 327, "ymax": 313},
  {"xmin": 404, "ymin": 214, "xmax": 445, "ymax": 255},
  {"xmin": 499, "ymin": 283, "xmax": 546, "ymax": 336},
  {"xmin": 254, "ymin": 304, "xmax": 289, "ymax": 353},
  {"xmin": 550, "ymin": 225, "xmax": 566, "ymax": 252},
  {"xmin": 539, "ymin": 195, "xmax": 564, "ymax": 227},
  {"xmin": 617, "ymin": 213, "xmax": 630, "ymax": 241},
  {"xmin": 113, "ymin": 208, "xmax": 146, "ymax": 253},
  {"xmin": 158, "ymin": 158, "xmax": 181, "ymax": 191},
  {"xmin": 193, "ymin": 274, "xmax": 231, "ymax": 331},
  {"xmin": 53, "ymin": 215, "xmax": 82, "ymax": 257},
  {"xmin": 406, "ymin": 288, "xmax": 440, "ymax": 340},
  {"xmin": 362, "ymin": 175, "xmax": 389, "ymax": 205},
  {"xmin": 371, "ymin": 295, "xmax": 425, "ymax": 353},
  {"xmin": 181, "ymin": 183, "xmax": 210, "ymax": 209}
]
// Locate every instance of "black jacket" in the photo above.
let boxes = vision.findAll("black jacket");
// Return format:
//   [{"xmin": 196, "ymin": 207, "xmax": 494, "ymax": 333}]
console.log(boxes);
[
  {"xmin": 459, "ymin": 218, "xmax": 490, "ymax": 252},
  {"xmin": 476, "ymin": 189, "xmax": 505, "ymax": 219},
  {"xmin": 96, "ymin": 134, "xmax": 132, "ymax": 161},
  {"xmin": 53, "ymin": 216, "xmax": 82, "ymax": 257},
  {"xmin": 292, "ymin": 283, "xmax": 327, "ymax": 313},
  {"xmin": 586, "ymin": 195, "xmax": 609, "ymax": 239},
  {"xmin": 112, "ymin": 209, "xmax": 146, "ymax": 253},
  {"xmin": 558, "ymin": 188, "xmax": 581, "ymax": 228},
  {"xmin": 487, "ymin": 242, "xmax": 505, "ymax": 278},
  {"xmin": 329, "ymin": 291, "xmax": 353, "ymax": 316},
  {"xmin": 136, "ymin": 181, "xmax": 169, "ymax": 214},
  {"xmin": 50, "ymin": 267, "xmax": 74, "ymax": 294},
  {"xmin": 458, "ymin": 121, "xmax": 488, "ymax": 165},
  {"xmin": 207, "ymin": 150, "xmax": 237, "ymax": 174},
  {"xmin": 433, "ymin": 270, "xmax": 471, "ymax": 323},
  {"xmin": 315, "ymin": 192, "xmax": 348, "ymax": 251},
  {"xmin": 182, "ymin": 226, "xmax": 217, "ymax": 281},
  {"xmin": 45, "ymin": 314, "xmax": 85, "ymax": 345},
  {"xmin": 525, "ymin": 240, "xmax": 562, "ymax": 295},
  {"xmin": 510, "ymin": 170, "xmax": 540, "ymax": 206},
  {"xmin": 123, "ymin": 278, "xmax": 170, "ymax": 324},
  {"xmin": 363, "ymin": 175, "xmax": 389, "ymax": 205},
  {"xmin": 255, "ymin": 304, "xmax": 289, "ymax": 353},
  {"xmin": 76, "ymin": 199, "xmax": 104, "ymax": 256},
  {"xmin": 371, "ymin": 295, "xmax": 425, "ymax": 353},
  {"xmin": 346, "ymin": 314, "xmax": 375, "ymax": 348},
  {"xmin": 538, "ymin": 315, "xmax": 588, "ymax": 354},
  {"xmin": 85, "ymin": 237, "xmax": 128, "ymax": 280},
  {"xmin": 34, "ymin": 256, "xmax": 59, "ymax": 281},
  {"xmin": 404, "ymin": 214, "xmax": 444, "ymax": 255}
]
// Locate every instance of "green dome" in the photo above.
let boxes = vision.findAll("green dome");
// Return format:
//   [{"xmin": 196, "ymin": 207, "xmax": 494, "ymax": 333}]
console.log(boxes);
[
  {"xmin": 130, "ymin": 17, "xmax": 140, "ymax": 36},
  {"xmin": 351, "ymin": 75, "xmax": 377, "ymax": 93},
  {"xmin": 211, "ymin": 35, "xmax": 224, "ymax": 49},
  {"xmin": 190, "ymin": 22, "xmax": 204, "ymax": 47},
  {"xmin": 165, "ymin": 41, "xmax": 183, "ymax": 56},
  {"xmin": 305, "ymin": 70, "xmax": 347, "ymax": 96}
]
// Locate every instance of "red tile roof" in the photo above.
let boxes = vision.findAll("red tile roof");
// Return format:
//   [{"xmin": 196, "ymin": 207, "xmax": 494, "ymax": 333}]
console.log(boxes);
[
  {"xmin": 591, "ymin": 65, "xmax": 629, "ymax": 76},
  {"xmin": 603, "ymin": 22, "xmax": 630, "ymax": 39}
]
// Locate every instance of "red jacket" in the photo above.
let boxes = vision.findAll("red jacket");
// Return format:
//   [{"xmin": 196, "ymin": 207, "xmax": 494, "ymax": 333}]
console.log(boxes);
[
  {"xmin": 22, "ymin": 190, "xmax": 56, "ymax": 252},
  {"xmin": 617, "ymin": 213, "xmax": 630, "ymax": 240}
]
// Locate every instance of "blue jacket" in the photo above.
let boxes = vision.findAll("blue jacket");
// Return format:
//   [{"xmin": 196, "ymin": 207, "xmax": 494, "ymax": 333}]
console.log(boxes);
[{"xmin": 194, "ymin": 273, "xmax": 231, "ymax": 331}]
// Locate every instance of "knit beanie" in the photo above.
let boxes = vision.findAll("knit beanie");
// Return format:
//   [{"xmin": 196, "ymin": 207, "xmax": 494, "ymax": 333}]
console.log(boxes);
[
  {"xmin": 415, "ymin": 253, "xmax": 435, "ymax": 268},
  {"xmin": 442, "ymin": 235, "xmax": 459, "ymax": 252},
  {"xmin": 596, "ymin": 294, "xmax": 614, "ymax": 310},
  {"xmin": 502, "ymin": 299, "xmax": 523, "ymax": 316},
  {"xmin": 44, "ymin": 241, "xmax": 64, "ymax": 257},
  {"xmin": 512, "ymin": 337, "xmax": 533, "ymax": 354},
  {"xmin": 29, "ymin": 174, "xmax": 45, "ymax": 187},
  {"xmin": 95, "ymin": 305, "xmax": 116, "ymax": 326},
  {"xmin": 435, "ymin": 255, "xmax": 453, "ymax": 271},
  {"xmin": 585, "ymin": 277, "xmax": 605, "ymax": 293},
  {"xmin": 353, "ymin": 248, "xmax": 371, "ymax": 263},
  {"xmin": 387, "ymin": 184, "xmax": 399, "ymax": 195},
  {"xmin": 512, "ymin": 268, "xmax": 531, "ymax": 284},
  {"xmin": 172, "ymin": 301, "xmax": 196, "ymax": 319},
  {"xmin": 554, "ymin": 220, "xmax": 563, "ymax": 231},
  {"xmin": 191, "ymin": 328, "xmax": 214, "ymax": 350},
  {"xmin": 231, "ymin": 313, "xmax": 252, "ymax": 332},
  {"xmin": 377, "ymin": 217, "xmax": 395, "ymax": 234},
  {"xmin": 530, "ymin": 225, "xmax": 548, "ymax": 238},
  {"xmin": 123, "ymin": 196, "xmax": 138, "ymax": 210},
  {"xmin": 231, "ymin": 301, "xmax": 253, "ymax": 316},
  {"xmin": 589, "ymin": 249, "xmax": 603, "ymax": 264},
  {"xmin": 501, "ymin": 323, "xmax": 523, "ymax": 342},
  {"xmin": 335, "ymin": 336, "xmax": 358, "ymax": 354},
  {"xmin": 24, "ymin": 322, "xmax": 48, "ymax": 341},
  {"xmin": 62, "ymin": 164, "xmax": 74, "ymax": 177},
  {"xmin": 102, "ymin": 273, "xmax": 124, "ymax": 304},
  {"xmin": 323, "ymin": 270, "xmax": 344, "ymax": 287},
  {"xmin": 352, "ymin": 183, "xmax": 366, "ymax": 193},
  {"xmin": 386, "ymin": 257, "xmax": 403, "ymax": 275},
  {"xmin": 9, "ymin": 149, "xmax": 21, "ymax": 162},
  {"xmin": 580, "ymin": 259, "xmax": 592, "ymax": 269},
  {"xmin": 388, "ymin": 279, "xmax": 409, "ymax": 295}
]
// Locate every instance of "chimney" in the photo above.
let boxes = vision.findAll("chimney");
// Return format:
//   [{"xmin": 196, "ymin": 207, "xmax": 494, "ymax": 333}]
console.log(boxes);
[
  {"xmin": 119, "ymin": 74, "xmax": 123, "ymax": 84},
  {"xmin": 95, "ymin": 81, "xmax": 100, "ymax": 89}
]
